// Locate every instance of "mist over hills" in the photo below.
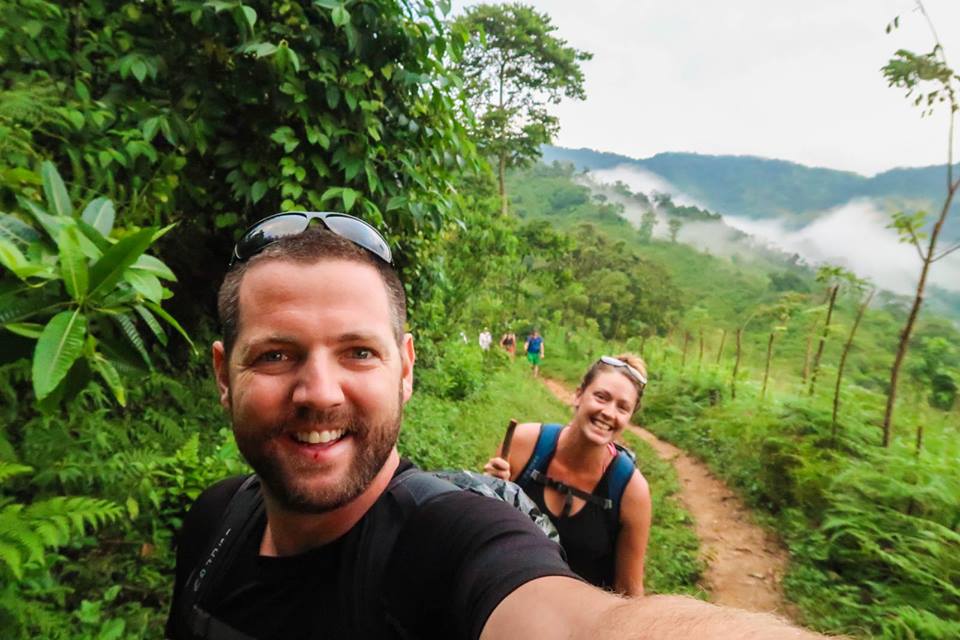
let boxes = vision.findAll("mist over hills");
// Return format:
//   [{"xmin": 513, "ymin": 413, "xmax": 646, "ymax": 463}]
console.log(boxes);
[
  {"xmin": 542, "ymin": 146, "xmax": 960, "ymax": 238},
  {"xmin": 537, "ymin": 146, "xmax": 960, "ymax": 319}
]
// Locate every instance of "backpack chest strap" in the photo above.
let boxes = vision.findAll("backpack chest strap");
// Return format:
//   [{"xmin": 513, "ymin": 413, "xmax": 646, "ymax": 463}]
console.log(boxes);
[{"xmin": 530, "ymin": 469, "xmax": 614, "ymax": 514}]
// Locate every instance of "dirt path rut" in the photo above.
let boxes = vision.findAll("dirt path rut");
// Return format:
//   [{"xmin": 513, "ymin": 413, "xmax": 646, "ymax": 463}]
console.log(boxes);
[{"xmin": 542, "ymin": 377, "xmax": 794, "ymax": 617}]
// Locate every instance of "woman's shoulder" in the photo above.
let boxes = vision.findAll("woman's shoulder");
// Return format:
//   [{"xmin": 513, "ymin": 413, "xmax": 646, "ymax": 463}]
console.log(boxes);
[
  {"xmin": 504, "ymin": 422, "xmax": 545, "ymax": 480},
  {"xmin": 620, "ymin": 468, "xmax": 652, "ymax": 517}
]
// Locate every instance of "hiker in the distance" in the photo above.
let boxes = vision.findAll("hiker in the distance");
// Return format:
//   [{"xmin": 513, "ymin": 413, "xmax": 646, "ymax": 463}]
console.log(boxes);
[
  {"xmin": 484, "ymin": 354, "xmax": 651, "ymax": 596},
  {"xmin": 524, "ymin": 329, "xmax": 545, "ymax": 377},
  {"xmin": 500, "ymin": 331, "xmax": 517, "ymax": 359}
]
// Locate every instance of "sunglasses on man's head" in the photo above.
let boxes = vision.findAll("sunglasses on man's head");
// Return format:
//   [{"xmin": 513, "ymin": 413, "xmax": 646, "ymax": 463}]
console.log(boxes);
[
  {"xmin": 229, "ymin": 211, "xmax": 393, "ymax": 267},
  {"xmin": 599, "ymin": 355, "xmax": 647, "ymax": 389}
]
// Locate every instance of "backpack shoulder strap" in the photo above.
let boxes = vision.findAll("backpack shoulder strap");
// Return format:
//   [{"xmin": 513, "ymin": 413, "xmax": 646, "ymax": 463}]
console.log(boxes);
[
  {"xmin": 607, "ymin": 448, "xmax": 637, "ymax": 532},
  {"xmin": 389, "ymin": 466, "xmax": 458, "ymax": 505},
  {"xmin": 180, "ymin": 474, "xmax": 264, "ymax": 639},
  {"xmin": 356, "ymin": 467, "xmax": 460, "ymax": 639},
  {"xmin": 517, "ymin": 422, "xmax": 563, "ymax": 487}
]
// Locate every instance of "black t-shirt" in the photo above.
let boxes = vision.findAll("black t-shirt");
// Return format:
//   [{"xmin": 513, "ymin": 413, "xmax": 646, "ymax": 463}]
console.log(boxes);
[
  {"xmin": 521, "ymin": 466, "xmax": 618, "ymax": 588},
  {"xmin": 167, "ymin": 461, "xmax": 577, "ymax": 639}
]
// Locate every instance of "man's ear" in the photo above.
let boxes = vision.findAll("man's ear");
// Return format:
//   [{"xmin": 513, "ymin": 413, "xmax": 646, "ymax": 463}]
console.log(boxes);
[
  {"xmin": 212, "ymin": 341, "xmax": 231, "ymax": 410},
  {"xmin": 400, "ymin": 333, "xmax": 416, "ymax": 404}
]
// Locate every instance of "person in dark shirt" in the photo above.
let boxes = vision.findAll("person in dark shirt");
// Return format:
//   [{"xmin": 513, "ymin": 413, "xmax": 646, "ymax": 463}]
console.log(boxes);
[
  {"xmin": 167, "ymin": 211, "xmax": 831, "ymax": 640},
  {"xmin": 484, "ymin": 354, "xmax": 651, "ymax": 596}
]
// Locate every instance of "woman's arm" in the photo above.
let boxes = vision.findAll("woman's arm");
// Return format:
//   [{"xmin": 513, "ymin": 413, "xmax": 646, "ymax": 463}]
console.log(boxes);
[{"xmin": 614, "ymin": 470, "xmax": 652, "ymax": 597}]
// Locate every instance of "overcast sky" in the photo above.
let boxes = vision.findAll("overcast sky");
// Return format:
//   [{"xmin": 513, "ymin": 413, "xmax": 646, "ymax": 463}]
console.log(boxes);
[{"xmin": 450, "ymin": 0, "xmax": 960, "ymax": 176}]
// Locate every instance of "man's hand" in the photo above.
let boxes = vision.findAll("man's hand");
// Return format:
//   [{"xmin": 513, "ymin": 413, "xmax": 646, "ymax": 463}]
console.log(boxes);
[{"xmin": 483, "ymin": 456, "xmax": 511, "ymax": 481}]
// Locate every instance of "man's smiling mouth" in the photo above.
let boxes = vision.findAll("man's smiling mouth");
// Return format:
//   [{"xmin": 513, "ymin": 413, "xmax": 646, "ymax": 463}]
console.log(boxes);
[{"xmin": 291, "ymin": 429, "xmax": 346, "ymax": 444}]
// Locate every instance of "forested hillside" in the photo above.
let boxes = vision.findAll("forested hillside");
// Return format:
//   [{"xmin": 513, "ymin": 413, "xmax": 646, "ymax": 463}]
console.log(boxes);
[{"xmin": 1, "ymin": 1, "xmax": 958, "ymax": 639}]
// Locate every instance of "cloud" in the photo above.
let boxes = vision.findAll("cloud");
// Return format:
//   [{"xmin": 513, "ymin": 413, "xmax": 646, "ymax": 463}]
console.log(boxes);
[
  {"xmin": 579, "ymin": 166, "xmax": 960, "ymax": 297},
  {"xmin": 724, "ymin": 199, "xmax": 960, "ymax": 294},
  {"xmin": 589, "ymin": 165, "xmax": 706, "ymax": 209}
]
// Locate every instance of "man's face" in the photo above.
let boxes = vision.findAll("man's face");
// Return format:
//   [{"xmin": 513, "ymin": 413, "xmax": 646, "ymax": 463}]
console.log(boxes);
[{"xmin": 212, "ymin": 258, "xmax": 415, "ymax": 513}]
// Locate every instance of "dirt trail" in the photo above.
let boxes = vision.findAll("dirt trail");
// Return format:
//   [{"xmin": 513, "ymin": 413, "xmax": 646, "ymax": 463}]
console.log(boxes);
[{"xmin": 541, "ymin": 377, "xmax": 795, "ymax": 618}]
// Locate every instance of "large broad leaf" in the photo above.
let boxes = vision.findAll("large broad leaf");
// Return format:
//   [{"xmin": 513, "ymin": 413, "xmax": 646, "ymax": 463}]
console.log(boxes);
[
  {"xmin": 91, "ymin": 356, "xmax": 126, "ymax": 406},
  {"xmin": 3, "ymin": 323, "xmax": 44, "ymax": 338},
  {"xmin": 131, "ymin": 254, "xmax": 177, "ymax": 281},
  {"xmin": 0, "ymin": 214, "xmax": 40, "ymax": 249},
  {"xmin": 87, "ymin": 228, "xmax": 156, "ymax": 299},
  {"xmin": 123, "ymin": 270, "xmax": 162, "ymax": 303},
  {"xmin": 32, "ymin": 310, "xmax": 87, "ymax": 400},
  {"xmin": 40, "ymin": 161, "xmax": 73, "ymax": 218},
  {"xmin": 17, "ymin": 196, "xmax": 62, "ymax": 243},
  {"xmin": 81, "ymin": 198, "xmax": 115, "ymax": 237},
  {"xmin": 74, "ymin": 220, "xmax": 108, "ymax": 258},
  {"xmin": 58, "ymin": 226, "xmax": 88, "ymax": 300},
  {"xmin": 0, "ymin": 238, "xmax": 43, "ymax": 281}
]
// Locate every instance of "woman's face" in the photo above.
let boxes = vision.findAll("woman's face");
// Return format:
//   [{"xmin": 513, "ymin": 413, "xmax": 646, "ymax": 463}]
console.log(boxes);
[{"xmin": 572, "ymin": 370, "xmax": 639, "ymax": 445}]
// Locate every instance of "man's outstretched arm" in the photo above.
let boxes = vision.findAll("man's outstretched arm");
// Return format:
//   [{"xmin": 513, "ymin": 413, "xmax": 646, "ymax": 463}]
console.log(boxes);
[{"xmin": 482, "ymin": 576, "xmax": 832, "ymax": 640}]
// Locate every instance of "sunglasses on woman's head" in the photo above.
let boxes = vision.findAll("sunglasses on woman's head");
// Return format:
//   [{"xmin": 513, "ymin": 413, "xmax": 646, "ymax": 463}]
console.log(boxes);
[
  {"xmin": 599, "ymin": 355, "xmax": 647, "ymax": 388},
  {"xmin": 229, "ymin": 211, "xmax": 393, "ymax": 267}
]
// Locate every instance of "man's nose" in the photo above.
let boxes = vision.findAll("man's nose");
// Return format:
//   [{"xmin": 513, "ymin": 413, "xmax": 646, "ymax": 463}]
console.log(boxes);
[{"xmin": 291, "ymin": 353, "xmax": 345, "ymax": 409}]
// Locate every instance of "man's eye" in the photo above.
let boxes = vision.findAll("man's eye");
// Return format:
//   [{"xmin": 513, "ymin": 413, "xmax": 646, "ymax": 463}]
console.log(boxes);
[
  {"xmin": 256, "ymin": 351, "xmax": 287, "ymax": 363},
  {"xmin": 350, "ymin": 347, "xmax": 374, "ymax": 360}
]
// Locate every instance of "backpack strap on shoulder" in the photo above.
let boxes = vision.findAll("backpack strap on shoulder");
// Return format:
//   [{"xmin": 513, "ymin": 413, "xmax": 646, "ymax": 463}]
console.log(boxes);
[
  {"xmin": 517, "ymin": 422, "xmax": 563, "ymax": 487},
  {"xmin": 389, "ymin": 466, "xmax": 458, "ymax": 505},
  {"xmin": 606, "ymin": 448, "xmax": 637, "ymax": 532},
  {"xmin": 180, "ymin": 474, "xmax": 264, "ymax": 639}
]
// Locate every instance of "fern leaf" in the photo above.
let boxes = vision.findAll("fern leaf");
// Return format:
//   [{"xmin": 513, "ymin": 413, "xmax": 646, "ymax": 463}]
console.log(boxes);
[{"xmin": 112, "ymin": 312, "xmax": 152, "ymax": 367}]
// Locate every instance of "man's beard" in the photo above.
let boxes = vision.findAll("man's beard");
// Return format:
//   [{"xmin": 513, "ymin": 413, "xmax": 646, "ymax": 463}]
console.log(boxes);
[{"xmin": 234, "ymin": 390, "xmax": 403, "ymax": 514}]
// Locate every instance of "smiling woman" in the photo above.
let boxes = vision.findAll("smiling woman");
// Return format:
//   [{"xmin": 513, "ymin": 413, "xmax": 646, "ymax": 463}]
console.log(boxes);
[{"xmin": 483, "ymin": 354, "xmax": 652, "ymax": 596}]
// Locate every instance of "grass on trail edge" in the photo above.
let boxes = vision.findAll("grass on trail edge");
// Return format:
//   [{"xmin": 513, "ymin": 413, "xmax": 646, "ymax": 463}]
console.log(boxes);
[{"xmin": 399, "ymin": 361, "xmax": 704, "ymax": 597}]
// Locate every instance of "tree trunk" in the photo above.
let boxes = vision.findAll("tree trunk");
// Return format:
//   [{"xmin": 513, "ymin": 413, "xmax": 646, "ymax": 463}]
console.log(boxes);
[
  {"xmin": 697, "ymin": 328, "xmax": 704, "ymax": 372},
  {"xmin": 731, "ymin": 328, "xmax": 742, "ymax": 399},
  {"xmin": 883, "ymin": 176, "xmax": 959, "ymax": 446},
  {"xmin": 498, "ymin": 151, "xmax": 508, "ymax": 216},
  {"xmin": 831, "ymin": 289, "xmax": 875, "ymax": 442},
  {"xmin": 761, "ymin": 332, "xmax": 775, "ymax": 399},
  {"xmin": 809, "ymin": 284, "xmax": 839, "ymax": 396},
  {"xmin": 801, "ymin": 332, "xmax": 813, "ymax": 384},
  {"xmin": 640, "ymin": 335, "xmax": 647, "ymax": 356},
  {"xmin": 915, "ymin": 424, "xmax": 924, "ymax": 457},
  {"xmin": 681, "ymin": 332, "xmax": 690, "ymax": 369},
  {"xmin": 716, "ymin": 328, "xmax": 727, "ymax": 364}
]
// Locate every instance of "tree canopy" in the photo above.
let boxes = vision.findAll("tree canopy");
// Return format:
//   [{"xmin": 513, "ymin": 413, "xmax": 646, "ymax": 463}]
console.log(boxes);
[{"xmin": 451, "ymin": 2, "xmax": 591, "ymax": 213}]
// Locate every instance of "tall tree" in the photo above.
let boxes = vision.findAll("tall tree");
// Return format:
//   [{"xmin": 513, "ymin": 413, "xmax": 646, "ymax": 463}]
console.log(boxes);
[
  {"xmin": 808, "ymin": 265, "xmax": 855, "ymax": 396},
  {"xmin": 639, "ymin": 209, "xmax": 658, "ymax": 243},
  {"xmin": 667, "ymin": 217, "xmax": 683, "ymax": 243},
  {"xmin": 832, "ymin": 284, "xmax": 875, "ymax": 441},
  {"xmin": 452, "ymin": 3, "xmax": 591, "ymax": 215},
  {"xmin": 881, "ymin": 3, "xmax": 960, "ymax": 446}
]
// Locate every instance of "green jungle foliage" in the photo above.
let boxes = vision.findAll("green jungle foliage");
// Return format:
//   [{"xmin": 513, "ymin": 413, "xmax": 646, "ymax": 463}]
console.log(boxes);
[{"xmin": 0, "ymin": 0, "xmax": 480, "ymax": 323}]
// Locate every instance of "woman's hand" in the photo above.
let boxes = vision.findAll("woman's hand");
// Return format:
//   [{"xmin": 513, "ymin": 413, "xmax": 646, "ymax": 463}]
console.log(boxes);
[{"xmin": 484, "ymin": 456, "xmax": 511, "ymax": 481}]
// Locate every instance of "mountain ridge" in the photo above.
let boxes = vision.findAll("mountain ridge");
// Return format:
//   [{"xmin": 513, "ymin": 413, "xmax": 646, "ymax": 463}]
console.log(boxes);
[{"xmin": 542, "ymin": 146, "xmax": 960, "ymax": 237}]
